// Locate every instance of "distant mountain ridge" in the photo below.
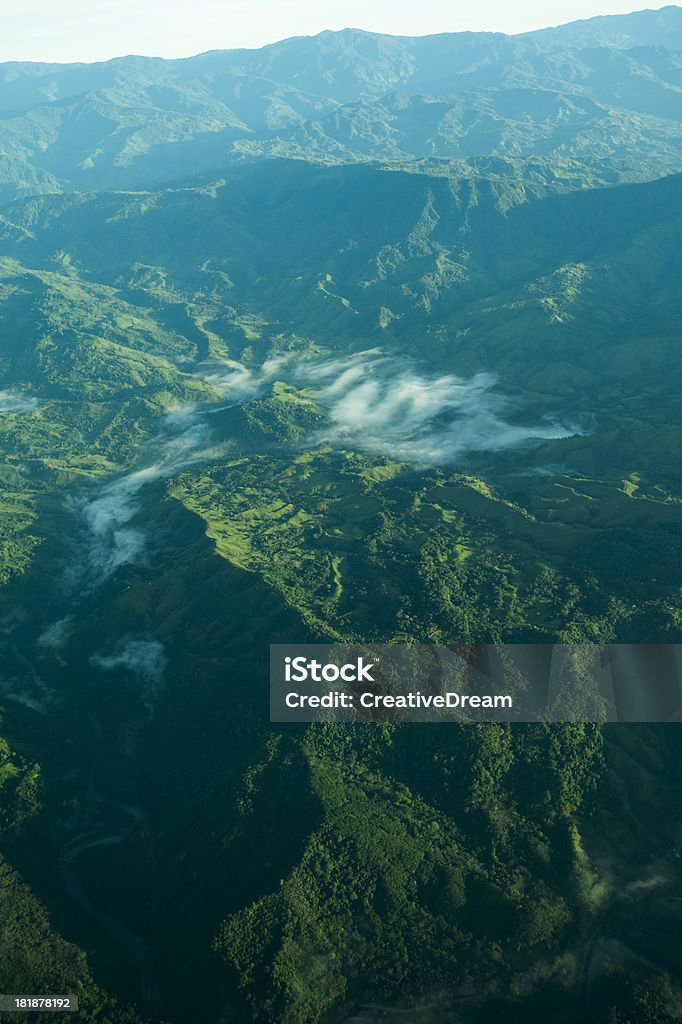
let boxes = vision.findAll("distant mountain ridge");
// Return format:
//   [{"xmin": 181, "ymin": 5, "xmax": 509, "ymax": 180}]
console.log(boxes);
[
  {"xmin": 0, "ymin": 7, "xmax": 682, "ymax": 202},
  {"xmin": 524, "ymin": 3, "xmax": 682, "ymax": 48}
]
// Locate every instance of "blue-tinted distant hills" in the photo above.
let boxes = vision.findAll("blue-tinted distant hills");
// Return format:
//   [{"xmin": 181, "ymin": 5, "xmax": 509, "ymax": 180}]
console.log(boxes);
[
  {"xmin": 1, "ymin": 7, "xmax": 682, "ymax": 200},
  {"xmin": 524, "ymin": 3, "xmax": 682, "ymax": 47}
]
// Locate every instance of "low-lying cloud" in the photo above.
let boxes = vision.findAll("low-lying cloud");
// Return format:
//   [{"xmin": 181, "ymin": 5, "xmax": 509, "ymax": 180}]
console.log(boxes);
[
  {"xmin": 90, "ymin": 635, "xmax": 167, "ymax": 713},
  {"xmin": 72, "ymin": 407, "xmax": 222, "ymax": 589},
  {"xmin": 0, "ymin": 680, "xmax": 52, "ymax": 713},
  {"xmin": 37, "ymin": 616, "xmax": 74, "ymax": 651},
  {"xmin": 196, "ymin": 348, "xmax": 576, "ymax": 466},
  {"xmin": 0, "ymin": 390, "xmax": 39, "ymax": 413},
  {"xmin": 0, "ymin": 649, "xmax": 57, "ymax": 714},
  {"xmin": 202, "ymin": 361, "xmax": 263, "ymax": 404},
  {"xmin": 291, "ymin": 353, "xmax": 575, "ymax": 465}
]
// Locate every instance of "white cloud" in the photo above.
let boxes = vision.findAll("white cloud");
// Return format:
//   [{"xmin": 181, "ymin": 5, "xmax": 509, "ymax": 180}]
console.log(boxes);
[
  {"xmin": 90, "ymin": 636, "xmax": 167, "ymax": 680},
  {"xmin": 293, "ymin": 352, "xmax": 575, "ymax": 465},
  {"xmin": 0, "ymin": 390, "xmax": 39, "ymax": 413},
  {"xmin": 71, "ymin": 406, "xmax": 221, "ymax": 589},
  {"xmin": 0, "ymin": 684, "xmax": 51, "ymax": 713},
  {"xmin": 202, "ymin": 362, "xmax": 261, "ymax": 404},
  {"xmin": 90, "ymin": 635, "xmax": 167, "ymax": 712},
  {"xmin": 37, "ymin": 616, "xmax": 74, "ymax": 651},
  {"xmin": 0, "ymin": 650, "xmax": 56, "ymax": 713}
]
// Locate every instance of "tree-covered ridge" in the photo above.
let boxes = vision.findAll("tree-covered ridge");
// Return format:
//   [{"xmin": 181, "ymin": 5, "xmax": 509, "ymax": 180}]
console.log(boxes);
[
  {"xmin": 3, "ymin": 162, "xmax": 682, "ymax": 412},
  {"xmin": 0, "ymin": 251, "xmax": 217, "ymax": 591},
  {"xmin": 1, "ymin": 12, "xmax": 682, "ymax": 199},
  {"xmin": 216, "ymin": 721, "xmax": 604, "ymax": 1022},
  {"xmin": 214, "ymin": 718, "xmax": 682, "ymax": 1023},
  {"xmin": 169, "ymin": 441, "xmax": 682, "ymax": 646}
]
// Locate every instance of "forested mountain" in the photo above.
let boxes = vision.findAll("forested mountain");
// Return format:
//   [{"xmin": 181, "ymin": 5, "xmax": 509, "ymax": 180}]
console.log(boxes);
[
  {"xmin": 1, "ymin": 7, "xmax": 682, "ymax": 200},
  {"xmin": 0, "ymin": 8, "xmax": 681, "ymax": 1024},
  {"xmin": 526, "ymin": 3, "xmax": 682, "ymax": 47}
]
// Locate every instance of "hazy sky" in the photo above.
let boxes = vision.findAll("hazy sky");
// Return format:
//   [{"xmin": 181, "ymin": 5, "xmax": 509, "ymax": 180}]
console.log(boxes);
[{"xmin": 0, "ymin": 0, "xmax": 674, "ymax": 63}]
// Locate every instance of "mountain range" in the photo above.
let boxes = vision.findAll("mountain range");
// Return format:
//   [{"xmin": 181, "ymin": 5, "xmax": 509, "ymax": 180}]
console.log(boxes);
[{"xmin": 1, "ymin": 7, "xmax": 682, "ymax": 201}]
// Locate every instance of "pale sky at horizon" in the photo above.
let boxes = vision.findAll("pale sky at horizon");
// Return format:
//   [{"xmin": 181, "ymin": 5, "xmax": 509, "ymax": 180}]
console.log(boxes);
[{"xmin": 0, "ymin": 0, "xmax": 677, "ymax": 64}]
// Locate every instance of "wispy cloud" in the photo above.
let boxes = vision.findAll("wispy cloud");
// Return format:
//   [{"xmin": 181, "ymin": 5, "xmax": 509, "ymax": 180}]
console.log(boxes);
[
  {"xmin": 0, "ymin": 644, "xmax": 56, "ymax": 714},
  {"xmin": 71, "ymin": 406, "xmax": 222, "ymax": 588},
  {"xmin": 90, "ymin": 635, "xmax": 167, "ymax": 713},
  {"xmin": 0, "ymin": 390, "xmax": 39, "ymax": 413},
  {"xmin": 0, "ymin": 683, "xmax": 51, "ymax": 713},
  {"xmin": 291, "ymin": 352, "xmax": 576, "ymax": 465},
  {"xmin": 37, "ymin": 616, "xmax": 74, "ymax": 651},
  {"xmin": 201, "ymin": 362, "xmax": 262, "ymax": 404}
]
